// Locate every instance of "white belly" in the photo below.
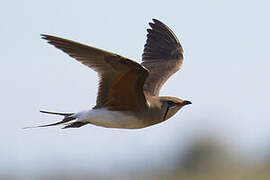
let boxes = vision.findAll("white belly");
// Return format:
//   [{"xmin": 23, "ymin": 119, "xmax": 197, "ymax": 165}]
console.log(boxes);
[{"xmin": 73, "ymin": 108, "xmax": 145, "ymax": 129}]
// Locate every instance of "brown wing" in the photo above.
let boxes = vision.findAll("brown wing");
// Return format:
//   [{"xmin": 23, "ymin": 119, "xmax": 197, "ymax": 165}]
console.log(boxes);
[
  {"xmin": 42, "ymin": 35, "xmax": 149, "ymax": 111},
  {"xmin": 142, "ymin": 19, "xmax": 183, "ymax": 96}
]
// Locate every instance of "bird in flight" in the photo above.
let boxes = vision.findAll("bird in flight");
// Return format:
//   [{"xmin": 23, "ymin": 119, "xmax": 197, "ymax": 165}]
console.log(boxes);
[{"xmin": 38, "ymin": 19, "xmax": 191, "ymax": 129}]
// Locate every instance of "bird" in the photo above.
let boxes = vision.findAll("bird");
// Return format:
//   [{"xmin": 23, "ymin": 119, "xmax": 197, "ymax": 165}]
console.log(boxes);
[{"xmin": 37, "ymin": 19, "xmax": 191, "ymax": 129}]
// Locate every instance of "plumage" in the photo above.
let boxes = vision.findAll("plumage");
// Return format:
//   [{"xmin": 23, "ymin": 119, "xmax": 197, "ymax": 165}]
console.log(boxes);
[
  {"xmin": 142, "ymin": 19, "xmax": 183, "ymax": 96},
  {"xmin": 33, "ymin": 19, "xmax": 191, "ymax": 129},
  {"xmin": 41, "ymin": 35, "xmax": 149, "ymax": 111}
]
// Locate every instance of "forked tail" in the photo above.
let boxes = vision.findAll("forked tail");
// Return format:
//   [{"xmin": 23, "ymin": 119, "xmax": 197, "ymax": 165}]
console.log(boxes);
[
  {"xmin": 40, "ymin": 110, "xmax": 74, "ymax": 117},
  {"xmin": 24, "ymin": 110, "xmax": 76, "ymax": 129}
]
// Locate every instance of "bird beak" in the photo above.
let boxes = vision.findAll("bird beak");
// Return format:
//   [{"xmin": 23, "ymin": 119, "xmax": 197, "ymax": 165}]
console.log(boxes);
[{"xmin": 183, "ymin": 100, "xmax": 192, "ymax": 106}]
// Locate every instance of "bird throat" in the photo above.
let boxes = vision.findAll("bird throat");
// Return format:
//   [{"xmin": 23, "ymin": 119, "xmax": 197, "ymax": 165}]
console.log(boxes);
[{"xmin": 163, "ymin": 106, "xmax": 170, "ymax": 121}]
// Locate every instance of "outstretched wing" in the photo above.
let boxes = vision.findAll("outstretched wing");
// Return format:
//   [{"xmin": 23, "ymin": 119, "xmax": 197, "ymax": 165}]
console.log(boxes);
[
  {"xmin": 42, "ymin": 35, "xmax": 149, "ymax": 111},
  {"xmin": 142, "ymin": 19, "xmax": 183, "ymax": 96}
]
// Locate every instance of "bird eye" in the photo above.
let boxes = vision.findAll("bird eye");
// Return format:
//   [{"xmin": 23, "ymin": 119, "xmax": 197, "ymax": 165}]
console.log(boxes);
[{"xmin": 167, "ymin": 101, "xmax": 175, "ymax": 106}]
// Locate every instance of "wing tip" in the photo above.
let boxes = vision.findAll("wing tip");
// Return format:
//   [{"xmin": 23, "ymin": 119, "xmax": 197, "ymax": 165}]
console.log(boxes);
[
  {"xmin": 143, "ymin": 18, "xmax": 183, "ymax": 60},
  {"xmin": 40, "ymin": 34, "xmax": 49, "ymax": 39},
  {"xmin": 152, "ymin": 18, "xmax": 160, "ymax": 23},
  {"xmin": 151, "ymin": 18, "xmax": 166, "ymax": 27}
]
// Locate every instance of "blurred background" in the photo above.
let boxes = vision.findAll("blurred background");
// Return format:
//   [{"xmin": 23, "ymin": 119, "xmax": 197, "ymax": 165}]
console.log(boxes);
[{"xmin": 1, "ymin": 0, "xmax": 270, "ymax": 179}]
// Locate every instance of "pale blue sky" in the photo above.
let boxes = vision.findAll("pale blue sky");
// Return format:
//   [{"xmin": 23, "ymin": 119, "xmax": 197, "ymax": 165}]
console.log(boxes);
[{"xmin": 1, "ymin": 0, "xmax": 270, "ymax": 177}]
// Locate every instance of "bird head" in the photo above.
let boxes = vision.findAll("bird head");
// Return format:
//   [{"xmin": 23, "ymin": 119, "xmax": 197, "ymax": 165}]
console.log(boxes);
[{"xmin": 160, "ymin": 97, "xmax": 191, "ymax": 120}]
